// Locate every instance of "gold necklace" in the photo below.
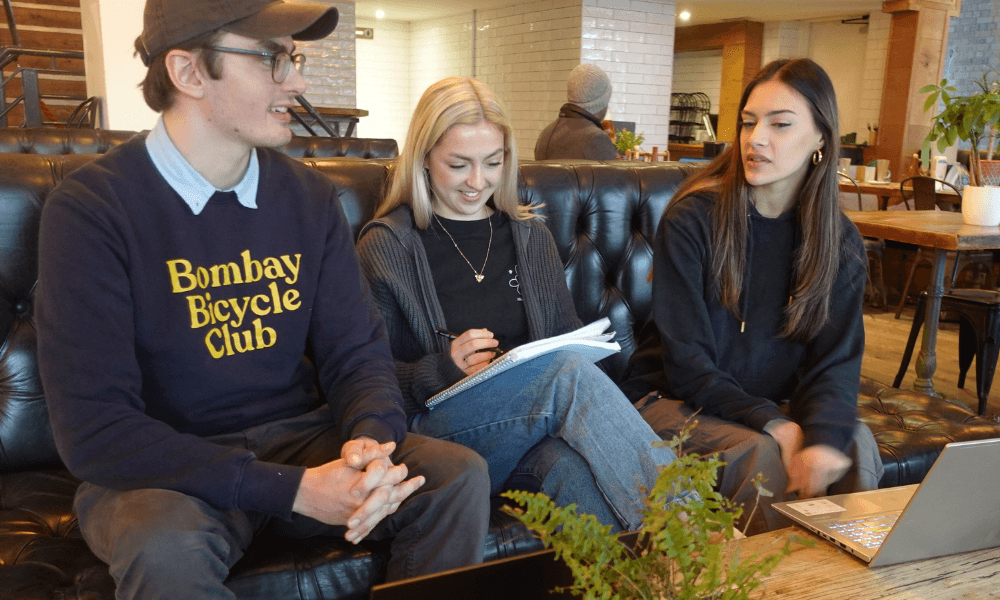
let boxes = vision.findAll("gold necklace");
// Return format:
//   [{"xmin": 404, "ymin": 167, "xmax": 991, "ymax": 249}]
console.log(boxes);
[{"xmin": 433, "ymin": 213, "xmax": 493, "ymax": 283}]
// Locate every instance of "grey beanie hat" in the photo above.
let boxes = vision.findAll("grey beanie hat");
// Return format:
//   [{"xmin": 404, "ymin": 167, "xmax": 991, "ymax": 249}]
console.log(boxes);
[{"xmin": 567, "ymin": 64, "xmax": 612, "ymax": 115}]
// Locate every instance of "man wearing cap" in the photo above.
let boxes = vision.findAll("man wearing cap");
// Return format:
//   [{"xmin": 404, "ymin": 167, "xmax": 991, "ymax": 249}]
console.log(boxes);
[
  {"xmin": 535, "ymin": 64, "xmax": 618, "ymax": 160},
  {"xmin": 36, "ymin": 1, "xmax": 490, "ymax": 597}
]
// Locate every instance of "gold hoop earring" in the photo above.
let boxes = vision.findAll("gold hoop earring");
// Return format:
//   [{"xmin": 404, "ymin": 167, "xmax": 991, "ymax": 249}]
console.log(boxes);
[{"xmin": 812, "ymin": 149, "xmax": 823, "ymax": 165}]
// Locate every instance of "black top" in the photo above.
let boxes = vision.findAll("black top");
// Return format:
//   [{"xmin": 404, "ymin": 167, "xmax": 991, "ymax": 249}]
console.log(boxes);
[
  {"xmin": 420, "ymin": 211, "xmax": 529, "ymax": 350},
  {"xmin": 620, "ymin": 192, "xmax": 867, "ymax": 453}
]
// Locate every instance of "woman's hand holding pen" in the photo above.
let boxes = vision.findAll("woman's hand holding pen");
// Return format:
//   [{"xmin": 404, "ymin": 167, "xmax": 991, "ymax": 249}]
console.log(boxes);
[{"xmin": 438, "ymin": 328, "xmax": 501, "ymax": 376}]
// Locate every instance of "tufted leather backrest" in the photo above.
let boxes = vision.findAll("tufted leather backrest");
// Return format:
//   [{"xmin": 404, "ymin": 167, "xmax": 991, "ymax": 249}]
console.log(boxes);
[
  {"xmin": 0, "ymin": 129, "xmax": 138, "ymax": 155},
  {"xmin": 282, "ymin": 137, "xmax": 398, "ymax": 159},
  {"xmin": 0, "ymin": 154, "xmax": 99, "ymax": 473},
  {"xmin": 0, "ymin": 128, "xmax": 398, "ymax": 159},
  {"xmin": 518, "ymin": 161, "xmax": 700, "ymax": 377},
  {"xmin": 0, "ymin": 153, "xmax": 695, "ymax": 473}
]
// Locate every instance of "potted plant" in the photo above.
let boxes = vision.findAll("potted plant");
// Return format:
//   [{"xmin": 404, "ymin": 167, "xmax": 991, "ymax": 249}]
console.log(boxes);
[
  {"xmin": 502, "ymin": 426, "xmax": 803, "ymax": 599},
  {"xmin": 615, "ymin": 129, "xmax": 645, "ymax": 159},
  {"xmin": 922, "ymin": 74, "xmax": 1000, "ymax": 225}
]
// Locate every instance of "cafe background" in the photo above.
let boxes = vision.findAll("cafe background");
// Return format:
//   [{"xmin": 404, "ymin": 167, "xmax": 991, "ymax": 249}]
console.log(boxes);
[{"xmin": 39, "ymin": 0, "xmax": 999, "ymax": 160}]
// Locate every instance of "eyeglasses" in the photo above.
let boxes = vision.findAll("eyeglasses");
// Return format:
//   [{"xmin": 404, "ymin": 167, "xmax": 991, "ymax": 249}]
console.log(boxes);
[{"xmin": 205, "ymin": 46, "xmax": 306, "ymax": 84}]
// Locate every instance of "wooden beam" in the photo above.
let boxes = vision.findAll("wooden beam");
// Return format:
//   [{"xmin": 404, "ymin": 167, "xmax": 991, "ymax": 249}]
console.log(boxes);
[
  {"xmin": 877, "ymin": 0, "xmax": 961, "ymax": 179},
  {"xmin": 675, "ymin": 20, "xmax": 763, "ymax": 142}
]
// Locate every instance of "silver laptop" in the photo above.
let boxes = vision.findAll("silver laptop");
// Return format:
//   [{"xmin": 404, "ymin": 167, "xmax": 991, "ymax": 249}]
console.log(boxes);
[{"xmin": 772, "ymin": 438, "xmax": 1000, "ymax": 567}]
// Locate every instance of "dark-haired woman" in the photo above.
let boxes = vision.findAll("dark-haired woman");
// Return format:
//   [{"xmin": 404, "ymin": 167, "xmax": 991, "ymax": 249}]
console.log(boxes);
[{"xmin": 621, "ymin": 58, "xmax": 883, "ymax": 534}]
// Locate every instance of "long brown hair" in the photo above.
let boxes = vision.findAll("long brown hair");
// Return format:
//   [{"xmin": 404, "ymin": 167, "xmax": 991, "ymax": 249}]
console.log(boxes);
[{"xmin": 672, "ymin": 58, "xmax": 843, "ymax": 342}]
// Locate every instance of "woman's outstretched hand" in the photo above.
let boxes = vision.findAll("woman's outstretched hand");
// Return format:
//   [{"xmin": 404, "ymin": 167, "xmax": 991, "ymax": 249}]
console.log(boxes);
[
  {"xmin": 764, "ymin": 419, "xmax": 852, "ymax": 497},
  {"xmin": 449, "ymin": 328, "xmax": 501, "ymax": 376},
  {"xmin": 786, "ymin": 445, "xmax": 852, "ymax": 498}
]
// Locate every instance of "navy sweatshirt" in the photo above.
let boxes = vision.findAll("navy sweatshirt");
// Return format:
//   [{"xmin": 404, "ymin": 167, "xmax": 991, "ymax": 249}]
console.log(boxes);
[
  {"xmin": 37, "ymin": 136, "xmax": 405, "ymax": 519},
  {"xmin": 621, "ymin": 192, "xmax": 867, "ymax": 453}
]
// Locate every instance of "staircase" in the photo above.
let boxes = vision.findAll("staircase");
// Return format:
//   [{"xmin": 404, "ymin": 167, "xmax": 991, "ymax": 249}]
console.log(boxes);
[{"xmin": 1, "ymin": 0, "xmax": 95, "ymax": 127}]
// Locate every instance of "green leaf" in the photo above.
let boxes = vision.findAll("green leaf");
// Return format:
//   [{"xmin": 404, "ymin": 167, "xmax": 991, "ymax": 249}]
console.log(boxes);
[{"xmin": 924, "ymin": 92, "xmax": 939, "ymax": 113}]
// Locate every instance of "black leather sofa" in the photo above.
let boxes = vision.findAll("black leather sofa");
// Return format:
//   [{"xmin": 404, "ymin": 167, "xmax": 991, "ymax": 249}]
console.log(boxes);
[
  {"xmin": 0, "ymin": 127, "xmax": 398, "ymax": 159},
  {"xmin": 3, "ymin": 151, "xmax": 1000, "ymax": 599}
]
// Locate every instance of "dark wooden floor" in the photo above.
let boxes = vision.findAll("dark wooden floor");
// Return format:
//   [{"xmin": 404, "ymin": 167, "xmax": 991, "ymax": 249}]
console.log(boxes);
[{"xmin": 862, "ymin": 302, "xmax": 1000, "ymax": 421}]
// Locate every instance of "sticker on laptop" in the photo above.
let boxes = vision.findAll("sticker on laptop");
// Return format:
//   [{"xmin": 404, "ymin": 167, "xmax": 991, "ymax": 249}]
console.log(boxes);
[{"xmin": 786, "ymin": 499, "xmax": 847, "ymax": 516}]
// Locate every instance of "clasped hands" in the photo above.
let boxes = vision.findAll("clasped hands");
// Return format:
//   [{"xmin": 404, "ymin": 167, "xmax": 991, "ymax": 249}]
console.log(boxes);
[
  {"xmin": 292, "ymin": 437, "xmax": 424, "ymax": 544},
  {"xmin": 764, "ymin": 419, "xmax": 852, "ymax": 498}
]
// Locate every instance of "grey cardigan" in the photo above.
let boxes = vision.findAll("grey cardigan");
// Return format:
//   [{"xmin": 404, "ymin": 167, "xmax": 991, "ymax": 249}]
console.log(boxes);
[{"xmin": 356, "ymin": 205, "xmax": 583, "ymax": 418}]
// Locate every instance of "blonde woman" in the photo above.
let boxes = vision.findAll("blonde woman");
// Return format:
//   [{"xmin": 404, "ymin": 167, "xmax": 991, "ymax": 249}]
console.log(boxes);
[{"xmin": 356, "ymin": 76, "xmax": 695, "ymax": 531}]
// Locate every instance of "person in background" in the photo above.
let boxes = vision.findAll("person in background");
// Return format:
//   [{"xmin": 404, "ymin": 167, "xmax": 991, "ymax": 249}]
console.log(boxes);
[
  {"xmin": 620, "ymin": 58, "xmax": 884, "ymax": 534},
  {"xmin": 35, "ymin": 2, "xmax": 490, "ymax": 598},
  {"xmin": 534, "ymin": 64, "xmax": 618, "ymax": 160},
  {"xmin": 357, "ymin": 76, "xmax": 697, "ymax": 533}
]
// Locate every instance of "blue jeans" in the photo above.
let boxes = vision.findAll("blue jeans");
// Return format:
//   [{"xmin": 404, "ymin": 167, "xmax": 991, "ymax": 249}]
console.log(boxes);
[{"xmin": 410, "ymin": 351, "xmax": 692, "ymax": 531}]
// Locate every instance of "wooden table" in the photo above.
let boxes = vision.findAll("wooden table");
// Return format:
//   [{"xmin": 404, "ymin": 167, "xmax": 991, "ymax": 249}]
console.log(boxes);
[
  {"xmin": 839, "ymin": 181, "xmax": 960, "ymax": 210},
  {"xmin": 743, "ymin": 526, "xmax": 1000, "ymax": 598},
  {"xmin": 848, "ymin": 211, "xmax": 1000, "ymax": 396},
  {"xmin": 294, "ymin": 106, "xmax": 369, "ymax": 137}
]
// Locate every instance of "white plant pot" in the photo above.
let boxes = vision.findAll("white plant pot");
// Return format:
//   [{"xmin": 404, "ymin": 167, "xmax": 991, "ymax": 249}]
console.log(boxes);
[{"xmin": 961, "ymin": 186, "xmax": 1000, "ymax": 227}]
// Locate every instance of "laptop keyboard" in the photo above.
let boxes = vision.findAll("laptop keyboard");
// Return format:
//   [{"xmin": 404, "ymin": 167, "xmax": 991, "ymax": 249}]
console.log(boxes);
[{"xmin": 827, "ymin": 513, "xmax": 900, "ymax": 549}]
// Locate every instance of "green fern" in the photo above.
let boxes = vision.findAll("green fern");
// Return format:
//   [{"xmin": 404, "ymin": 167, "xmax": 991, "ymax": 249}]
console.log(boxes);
[
  {"xmin": 502, "ymin": 426, "xmax": 803, "ymax": 600},
  {"xmin": 615, "ymin": 129, "xmax": 645, "ymax": 155}
]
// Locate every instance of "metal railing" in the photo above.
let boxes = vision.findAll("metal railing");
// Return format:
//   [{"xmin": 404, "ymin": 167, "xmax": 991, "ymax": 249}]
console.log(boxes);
[
  {"xmin": 2, "ymin": 0, "xmax": 92, "ymax": 127},
  {"xmin": 290, "ymin": 94, "xmax": 339, "ymax": 137},
  {"xmin": 0, "ymin": 47, "xmax": 89, "ymax": 127}
]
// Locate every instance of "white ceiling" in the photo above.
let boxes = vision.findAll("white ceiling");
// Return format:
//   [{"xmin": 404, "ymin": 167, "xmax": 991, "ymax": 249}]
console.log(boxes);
[{"xmin": 353, "ymin": 0, "xmax": 883, "ymax": 26}]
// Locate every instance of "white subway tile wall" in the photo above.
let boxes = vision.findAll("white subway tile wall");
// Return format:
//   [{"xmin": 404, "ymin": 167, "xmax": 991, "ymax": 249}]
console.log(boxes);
[
  {"xmin": 356, "ymin": 18, "xmax": 411, "ymax": 144},
  {"xmin": 809, "ymin": 21, "xmax": 868, "ymax": 138},
  {"xmin": 582, "ymin": 0, "xmax": 676, "ymax": 151},
  {"xmin": 477, "ymin": 0, "xmax": 583, "ymax": 160},
  {"xmin": 298, "ymin": 2, "xmax": 356, "ymax": 108},
  {"xmin": 858, "ymin": 11, "xmax": 889, "ymax": 142},
  {"xmin": 671, "ymin": 50, "xmax": 722, "ymax": 118},
  {"xmin": 410, "ymin": 14, "xmax": 474, "ymax": 111},
  {"xmin": 762, "ymin": 21, "xmax": 809, "ymax": 66}
]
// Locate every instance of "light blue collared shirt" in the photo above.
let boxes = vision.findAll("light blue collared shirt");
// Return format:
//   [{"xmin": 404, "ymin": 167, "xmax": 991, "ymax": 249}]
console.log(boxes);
[{"xmin": 145, "ymin": 117, "xmax": 259, "ymax": 215}]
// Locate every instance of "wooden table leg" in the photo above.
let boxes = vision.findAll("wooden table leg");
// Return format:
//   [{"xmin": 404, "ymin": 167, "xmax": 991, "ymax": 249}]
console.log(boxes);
[{"xmin": 913, "ymin": 248, "xmax": 947, "ymax": 396}]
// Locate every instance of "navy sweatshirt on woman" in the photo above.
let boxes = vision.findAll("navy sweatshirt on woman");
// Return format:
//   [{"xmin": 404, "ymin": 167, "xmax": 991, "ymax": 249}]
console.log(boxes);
[
  {"xmin": 621, "ymin": 192, "xmax": 867, "ymax": 454},
  {"xmin": 37, "ymin": 136, "xmax": 405, "ymax": 520}
]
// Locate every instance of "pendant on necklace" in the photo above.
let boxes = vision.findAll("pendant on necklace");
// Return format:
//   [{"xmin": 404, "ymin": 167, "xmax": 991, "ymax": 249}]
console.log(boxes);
[{"xmin": 475, "ymin": 274, "xmax": 485, "ymax": 282}]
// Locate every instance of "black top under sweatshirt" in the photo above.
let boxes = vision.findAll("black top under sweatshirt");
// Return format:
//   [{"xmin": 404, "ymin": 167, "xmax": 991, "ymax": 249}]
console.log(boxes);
[
  {"xmin": 419, "ymin": 212, "xmax": 529, "ymax": 351},
  {"xmin": 36, "ymin": 136, "xmax": 405, "ymax": 520},
  {"xmin": 620, "ymin": 192, "xmax": 867, "ymax": 453}
]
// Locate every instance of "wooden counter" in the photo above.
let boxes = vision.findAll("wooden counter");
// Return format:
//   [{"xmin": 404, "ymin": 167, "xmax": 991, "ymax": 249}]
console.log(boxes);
[
  {"xmin": 667, "ymin": 143, "xmax": 704, "ymax": 161},
  {"xmin": 295, "ymin": 106, "xmax": 369, "ymax": 137}
]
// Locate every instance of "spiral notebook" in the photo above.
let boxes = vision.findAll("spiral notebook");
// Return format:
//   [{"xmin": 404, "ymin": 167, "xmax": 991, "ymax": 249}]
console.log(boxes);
[{"xmin": 425, "ymin": 318, "xmax": 620, "ymax": 409}]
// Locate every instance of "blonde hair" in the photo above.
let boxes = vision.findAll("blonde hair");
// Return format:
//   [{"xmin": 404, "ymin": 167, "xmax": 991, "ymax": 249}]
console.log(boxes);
[{"xmin": 378, "ymin": 76, "xmax": 535, "ymax": 228}]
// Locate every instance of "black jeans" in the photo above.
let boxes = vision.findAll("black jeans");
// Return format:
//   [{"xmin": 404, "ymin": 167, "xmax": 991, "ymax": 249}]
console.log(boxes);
[{"xmin": 74, "ymin": 405, "xmax": 491, "ymax": 600}]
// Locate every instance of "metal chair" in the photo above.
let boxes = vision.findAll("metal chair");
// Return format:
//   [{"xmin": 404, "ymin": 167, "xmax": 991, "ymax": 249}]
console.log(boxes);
[
  {"xmin": 893, "ymin": 176, "xmax": 993, "ymax": 318},
  {"xmin": 840, "ymin": 172, "xmax": 887, "ymax": 307},
  {"xmin": 894, "ymin": 289, "xmax": 1000, "ymax": 416},
  {"xmin": 66, "ymin": 96, "xmax": 102, "ymax": 128}
]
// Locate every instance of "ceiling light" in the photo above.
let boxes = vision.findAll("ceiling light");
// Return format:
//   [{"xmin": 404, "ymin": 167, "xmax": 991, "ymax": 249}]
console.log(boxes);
[
  {"xmin": 678, "ymin": 10, "xmax": 691, "ymax": 21},
  {"xmin": 375, "ymin": 9, "xmax": 385, "ymax": 19}
]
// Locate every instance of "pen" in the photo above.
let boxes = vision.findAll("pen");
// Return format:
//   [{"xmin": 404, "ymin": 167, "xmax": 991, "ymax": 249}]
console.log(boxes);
[
  {"xmin": 435, "ymin": 328, "xmax": 504, "ymax": 358},
  {"xmin": 435, "ymin": 328, "xmax": 458, "ymax": 340}
]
